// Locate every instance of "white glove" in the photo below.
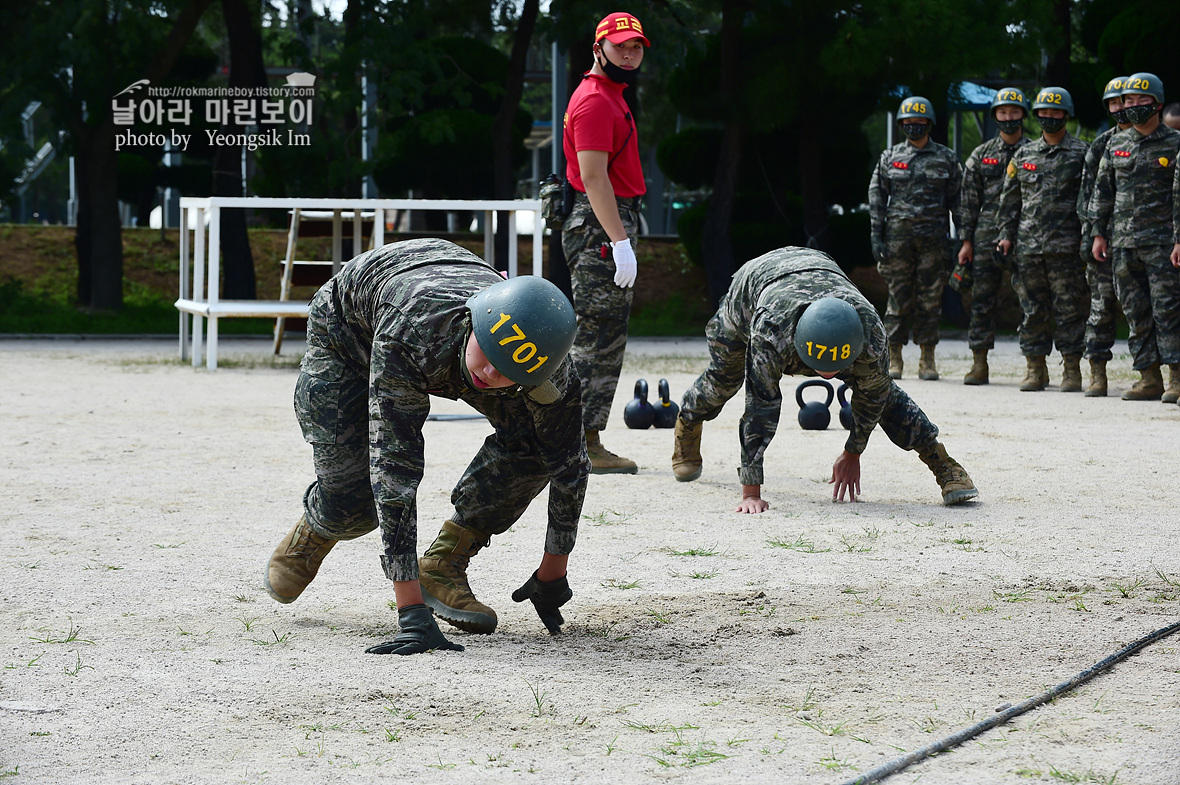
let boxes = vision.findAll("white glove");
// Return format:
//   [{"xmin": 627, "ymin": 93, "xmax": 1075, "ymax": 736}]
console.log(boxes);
[{"xmin": 611, "ymin": 239, "xmax": 637, "ymax": 288}]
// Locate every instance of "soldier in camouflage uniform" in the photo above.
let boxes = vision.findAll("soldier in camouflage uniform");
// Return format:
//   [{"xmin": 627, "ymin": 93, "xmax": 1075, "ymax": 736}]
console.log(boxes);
[
  {"xmin": 670, "ymin": 247, "xmax": 978, "ymax": 511},
  {"xmin": 1091, "ymin": 73, "xmax": 1180, "ymax": 402},
  {"xmin": 954, "ymin": 87, "xmax": 1031, "ymax": 385},
  {"xmin": 868, "ymin": 96, "xmax": 963, "ymax": 382},
  {"xmin": 560, "ymin": 12, "xmax": 649, "ymax": 474},
  {"xmin": 1076, "ymin": 77, "xmax": 1132, "ymax": 396},
  {"xmin": 264, "ymin": 238, "xmax": 589, "ymax": 654},
  {"xmin": 996, "ymin": 87, "xmax": 1089, "ymax": 392}
]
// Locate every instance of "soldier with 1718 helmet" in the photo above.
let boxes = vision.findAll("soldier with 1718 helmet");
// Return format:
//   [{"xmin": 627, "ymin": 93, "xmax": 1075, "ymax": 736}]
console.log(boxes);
[
  {"xmin": 1076, "ymin": 76, "xmax": 1133, "ymax": 397},
  {"xmin": 263, "ymin": 238, "xmax": 589, "ymax": 654},
  {"xmin": 996, "ymin": 86, "xmax": 1090, "ymax": 393},
  {"xmin": 954, "ymin": 86, "xmax": 1031, "ymax": 385},
  {"xmin": 1091, "ymin": 72, "xmax": 1180, "ymax": 402},
  {"xmin": 669, "ymin": 246, "xmax": 978, "ymax": 512},
  {"xmin": 868, "ymin": 95, "xmax": 963, "ymax": 382}
]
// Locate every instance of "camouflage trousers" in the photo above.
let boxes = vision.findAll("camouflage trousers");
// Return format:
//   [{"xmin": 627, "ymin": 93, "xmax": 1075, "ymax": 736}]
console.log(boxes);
[
  {"xmin": 1111, "ymin": 245, "xmax": 1180, "ymax": 368},
  {"xmin": 294, "ymin": 336, "xmax": 558, "ymax": 582},
  {"xmin": 878, "ymin": 235, "xmax": 948, "ymax": 346},
  {"xmin": 1084, "ymin": 254, "xmax": 1122, "ymax": 362},
  {"xmin": 1010, "ymin": 251, "xmax": 1088, "ymax": 358},
  {"xmin": 966, "ymin": 241, "xmax": 1008, "ymax": 351},
  {"xmin": 561, "ymin": 193, "xmax": 641, "ymax": 430}
]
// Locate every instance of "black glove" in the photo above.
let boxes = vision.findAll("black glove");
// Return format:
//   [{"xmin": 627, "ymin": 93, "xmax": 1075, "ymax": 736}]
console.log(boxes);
[
  {"xmin": 365, "ymin": 604, "xmax": 464, "ymax": 655},
  {"xmin": 871, "ymin": 236, "xmax": 886, "ymax": 264},
  {"xmin": 511, "ymin": 571, "xmax": 573, "ymax": 635}
]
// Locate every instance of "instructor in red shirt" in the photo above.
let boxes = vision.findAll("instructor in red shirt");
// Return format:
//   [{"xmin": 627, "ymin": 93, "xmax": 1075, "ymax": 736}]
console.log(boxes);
[{"xmin": 561, "ymin": 11, "xmax": 649, "ymax": 474}]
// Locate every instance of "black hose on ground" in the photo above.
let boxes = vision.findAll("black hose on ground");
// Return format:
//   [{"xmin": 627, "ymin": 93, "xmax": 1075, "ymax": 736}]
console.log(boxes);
[{"xmin": 839, "ymin": 617, "xmax": 1180, "ymax": 785}]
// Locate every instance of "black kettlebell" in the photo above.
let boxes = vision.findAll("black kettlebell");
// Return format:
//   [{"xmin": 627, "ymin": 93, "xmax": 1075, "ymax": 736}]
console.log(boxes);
[
  {"xmin": 837, "ymin": 383, "xmax": 854, "ymax": 431},
  {"xmin": 623, "ymin": 379, "xmax": 656, "ymax": 429},
  {"xmin": 653, "ymin": 378, "xmax": 679, "ymax": 428},
  {"xmin": 796, "ymin": 379, "xmax": 834, "ymax": 431}
]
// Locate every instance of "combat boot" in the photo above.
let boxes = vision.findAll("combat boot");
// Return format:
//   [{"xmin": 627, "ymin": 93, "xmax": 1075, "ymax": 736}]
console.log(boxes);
[
  {"xmin": 917, "ymin": 443, "xmax": 979, "ymax": 506},
  {"xmin": 585, "ymin": 429, "xmax": 638, "ymax": 474},
  {"xmin": 1019, "ymin": 356, "xmax": 1049, "ymax": 391},
  {"xmin": 888, "ymin": 344, "xmax": 904, "ymax": 379},
  {"xmin": 1163, "ymin": 364, "xmax": 1180, "ymax": 404},
  {"xmin": 1084, "ymin": 359, "xmax": 1107, "ymax": 398},
  {"xmin": 419, "ymin": 519, "xmax": 497, "ymax": 634},
  {"xmin": 1060, "ymin": 354, "xmax": 1083, "ymax": 393},
  {"xmin": 265, "ymin": 515, "xmax": 337, "ymax": 604},
  {"xmin": 918, "ymin": 344, "xmax": 939, "ymax": 381},
  {"xmin": 671, "ymin": 417, "xmax": 703, "ymax": 482},
  {"xmin": 963, "ymin": 349, "xmax": 989, "ymax": 385},
  {"xmin": 1122, "ymin": 364, "xmax": 1163, "ymax": 401}
]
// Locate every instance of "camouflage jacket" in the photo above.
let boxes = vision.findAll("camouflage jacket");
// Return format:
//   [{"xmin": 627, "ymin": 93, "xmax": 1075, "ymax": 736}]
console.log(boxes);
[
  {"xmin": 1077, "ymin": 125, "xmax": 1122, "ymax": 237},
  {"xmin": 719, "ymin": 247, "xmax": 891, "ymax": 484},
  {"xmin": 959, "ymin": 134, "xmax": 1029, "ymax": 244},
  {"xmin": 996, "ymin": 132, "xmax": 1089, "ymax": 254},
  {"xmin": 310, "ymin": 238, "xmax": 589, "ymax": 574},
  {"xmin": 1091, "ymin": 123, "xmax": 1180, "ymax": 248},
  {"xmin": 868, "ymin": 139, "xmax": 963, "ymax": 240}
]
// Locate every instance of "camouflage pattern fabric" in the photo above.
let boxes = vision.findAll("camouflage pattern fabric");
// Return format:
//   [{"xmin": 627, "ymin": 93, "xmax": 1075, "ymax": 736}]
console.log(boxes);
[
  {"xmin": 561, "ymin": 191, "xmax": 642, "ymax": 430},
  {"xmin": 1077, "ymin": 126, "xmax": 1125, "ymax": 361},
  {"xmin": 1077, "ymin": 125, "xmax": 1120, "ymax": 238},
  {"xmin": 868, "ymin": 139, "xmax": 963, "ymax": 240},
  {"xmin": 1009, "ymin": 251, "xmax": 1088, "ymax": 357},
  {"xmin": 878, "ymin": 235, "xmax": 950, "ymax": 346},
  {"xmin": 996, "ymin": 132, "xmax": 1089, "ymax": 255},
  {"xmin": 1090, "ymin": 124, "xmax": 1180, "ymax": 248},
  {"xmin": 294, "ymin": 238, "xmax": 589, "ymax": 583},
  {"xmin": 679, "ymin": 247, "xmax": 939, "ymax": 486},
  {"xmin": 1110, "ymin": 246, "xmax": 1180, "ymax": 368},
  {"xmin": 960, "ymin": 135, "xmax": 1029, "ymax": 350}
]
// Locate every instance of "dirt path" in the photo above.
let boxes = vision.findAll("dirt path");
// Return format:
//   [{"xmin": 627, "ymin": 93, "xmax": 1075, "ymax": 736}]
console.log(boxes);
[{"xmin": 1, "ymin": 336, "xmax": 1177, "ymax": 784}]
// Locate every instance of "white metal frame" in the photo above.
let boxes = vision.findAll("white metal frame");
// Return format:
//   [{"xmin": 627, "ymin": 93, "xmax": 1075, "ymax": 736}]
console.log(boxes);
[{"xmin": 176, "ymin": 196, "xmax": 544, "ymax": 370}]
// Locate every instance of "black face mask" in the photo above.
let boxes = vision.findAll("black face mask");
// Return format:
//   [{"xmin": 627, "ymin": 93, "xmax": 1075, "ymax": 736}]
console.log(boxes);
[
  {"xmin": 1036, "ymin": 115, "xmax": 1066, "ymax": 133},
  {"xmin": 1122, "ymin": 103, "xmax": 1158, "ymax": 126},
  {"xmin": 900, "ymin": 122, "xmax": 928, "ymax": 140},
  {"xmin": 1112, "ymin": 108, "xmax": 1130, "ymax": 125},
  {"xmin": 995, "ymin": 119, "xmax": 1024, "ymax": 135},
  {"xmin": 596, "ymin": 50, "xmax": 640, "ymax": 86}
]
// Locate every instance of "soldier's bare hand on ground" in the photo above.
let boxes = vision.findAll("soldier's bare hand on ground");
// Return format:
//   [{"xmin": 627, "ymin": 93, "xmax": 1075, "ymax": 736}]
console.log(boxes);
[
  {"xmin": 830, "ymin": 450, "xmax": 862, "ymax": 502},
  {"xmin": 957, "ymin": 240, "xmax": 974, "ymax": 266},
  {"xmin": 1093, "ymin": 236, "xmax": 1108, "ymax": 262},
  {"xmin": 735, "ymin": 484, "xmax": 770, "ymax": 513},
  {"xmin": 1171, "ymin": 243, "xmax": 1180, "ymax": 268},
  {"xmin": 996, "ymin": 239, "xmax": 1012, "ymax": 257}
]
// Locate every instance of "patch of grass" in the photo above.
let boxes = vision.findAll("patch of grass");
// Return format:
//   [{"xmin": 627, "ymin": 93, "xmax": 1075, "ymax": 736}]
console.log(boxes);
[
  {"xmin": 766, "ymin": 534, "xmax": 830, "ymax": 553},
  {"xmin": 601, "ymin": 578, "xmax": 641, "ymax": 590},
  {"xmin": 645, "ymin": 608, "xmax": 671, "ymax": 625},
  {"xmin": 993, "ymin": 589, "xmax": 1034, "ymax": 603},
  {"xmin": 28, "ymin": 618, "xmax": 93, "ymax": 645},
  {"xmin": 668, "ymin": 545, "xmax": 720, "ymax": 557},
  {"xmin": 63, "ymin": 652, "xmax": 93, "ymax": 677},
  {"xmin": 249, "ymin": 630, "xmax": 292, "ymax": 646},
  {"xmin": 1108, "ymin": 577, "xmax": 1145, "ymax": 599},
  {"xmin": 583, "ymin": 509, "xmax": 634, "ymax": 526},
  {"xmin": 524, "ymin": 678, "xmax": 549, "ymax": 718},
  {"xmin": 1048, "ymin": 765, "xmax": 1121, "ymax": 783}
]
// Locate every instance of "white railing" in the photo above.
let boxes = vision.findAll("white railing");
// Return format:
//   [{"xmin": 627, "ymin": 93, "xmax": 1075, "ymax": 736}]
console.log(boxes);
[{"xmin": 175, "ymin": 196, "xmax": 544, "ymax": 370}]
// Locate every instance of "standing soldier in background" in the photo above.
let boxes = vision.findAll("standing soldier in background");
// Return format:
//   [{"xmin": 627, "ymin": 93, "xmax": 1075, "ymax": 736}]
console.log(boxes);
[
  {"xmin": 1091, "ymin": 73, "xmax": 1180, "ymax": 402},
  {"xmin": 954, "ymin": 87, "xmax": 1031, "ymax": 385},
  {"xmin": 1077, "ymin": 76, "xmax": 1132, "ymax": 397},
  {"xmin": 869, "ymin": 96, "xmax": 962, "ymax": 382},
  {"xmin": 996, "ymin": 87, "xmax": 1089, "ymax": 392},
  {"xmin": 560, "ymin": 11, "xmax": 649, "ymax": 474}
]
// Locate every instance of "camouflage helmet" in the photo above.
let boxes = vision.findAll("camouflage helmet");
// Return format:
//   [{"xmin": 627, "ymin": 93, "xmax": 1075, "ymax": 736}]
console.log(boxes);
[
  {"xmin": 989, "ymin": 87, "xmax": 1029, "ymax": 117},
  {"xmin": 1032, "ymin": 86, "xmax": 1074, "ymax": 117},
  {"xmin": 466, "ymin": 275, "xmax": 576, "ymax": 389},
  {"xmin": 1102, "ymin": 76, "xmax": 1128, "ymax": 103},
  {"xmin": 793, "ymin": 297, "xmax": 865, "ymax": 373},
  {"xmin": 1121, "ymin": 72, "xmax": 1165, "ymax": 105},
  {"xmin": 896, "ymin": 96, "xmax": 936, "ymax": 125}
]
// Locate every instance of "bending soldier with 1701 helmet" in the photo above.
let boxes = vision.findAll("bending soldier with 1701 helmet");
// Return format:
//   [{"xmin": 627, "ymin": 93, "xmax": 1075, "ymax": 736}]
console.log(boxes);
[
  {"xmin": 1076, "ymin": 76, "xmax": 1133, "ymax": 397},
  {"xmin": 669, "ymin": 247, "xmax": 978, "ymax": 512},
  {"xmin": 868, "ymin": 96, "xmax": 963, "ymax": 382},
  {"xmin": 955, "ymin": 87, "xmax": 1031, "ymax": 385},
  {"xmin": 263, "ymin": 238, "xmax": 588, "ymax": 655},
  {"xmin": 996, "ymin": 86, "xmax": 1090, "ymax": 393},
  {"xmin": 1091, "ymin": 72, "xmax": 1180, "ymax": 403}
]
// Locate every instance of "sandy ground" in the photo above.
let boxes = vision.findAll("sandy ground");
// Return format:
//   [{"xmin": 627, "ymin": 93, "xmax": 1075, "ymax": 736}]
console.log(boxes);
[{"xmin": 1, "ymin": 334, "xmax": 1179, "ymax": 785}]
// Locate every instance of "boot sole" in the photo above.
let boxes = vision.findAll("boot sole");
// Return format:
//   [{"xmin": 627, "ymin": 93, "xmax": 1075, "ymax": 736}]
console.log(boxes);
[
  {"xmin": 673, "ymin": 466, "xmax": 702, "ymax": 482},
  {"xmin": 918, "ymin": 373, "xmax": 939, "ymax": 381},
  {"xmin": 943, "ymin": 487, "xmax": 979, "ymax": 505},
  {"xmin": 421, "ymin": 586, "xmax": 497, "ymax": 634},
  {"xmin": 591, "ymin": 466, "xmax": 638, "ymax": 475},
  {"xmin": 963, "ymin": 378, "xmax": 988, "ymax": 385},
  {"xmin": 1084, "ymin": 389, "xmax": 1107, "ymax": 397},
  {"xmin": 263, "ymin": 563, "xmax": 300, "ymax": 604}
]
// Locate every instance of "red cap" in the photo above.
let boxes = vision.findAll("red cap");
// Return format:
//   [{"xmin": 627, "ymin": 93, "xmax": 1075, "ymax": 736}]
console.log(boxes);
[{"xmin": 595, "ymin": 12, "xmax": 650, "ymax": 47}]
